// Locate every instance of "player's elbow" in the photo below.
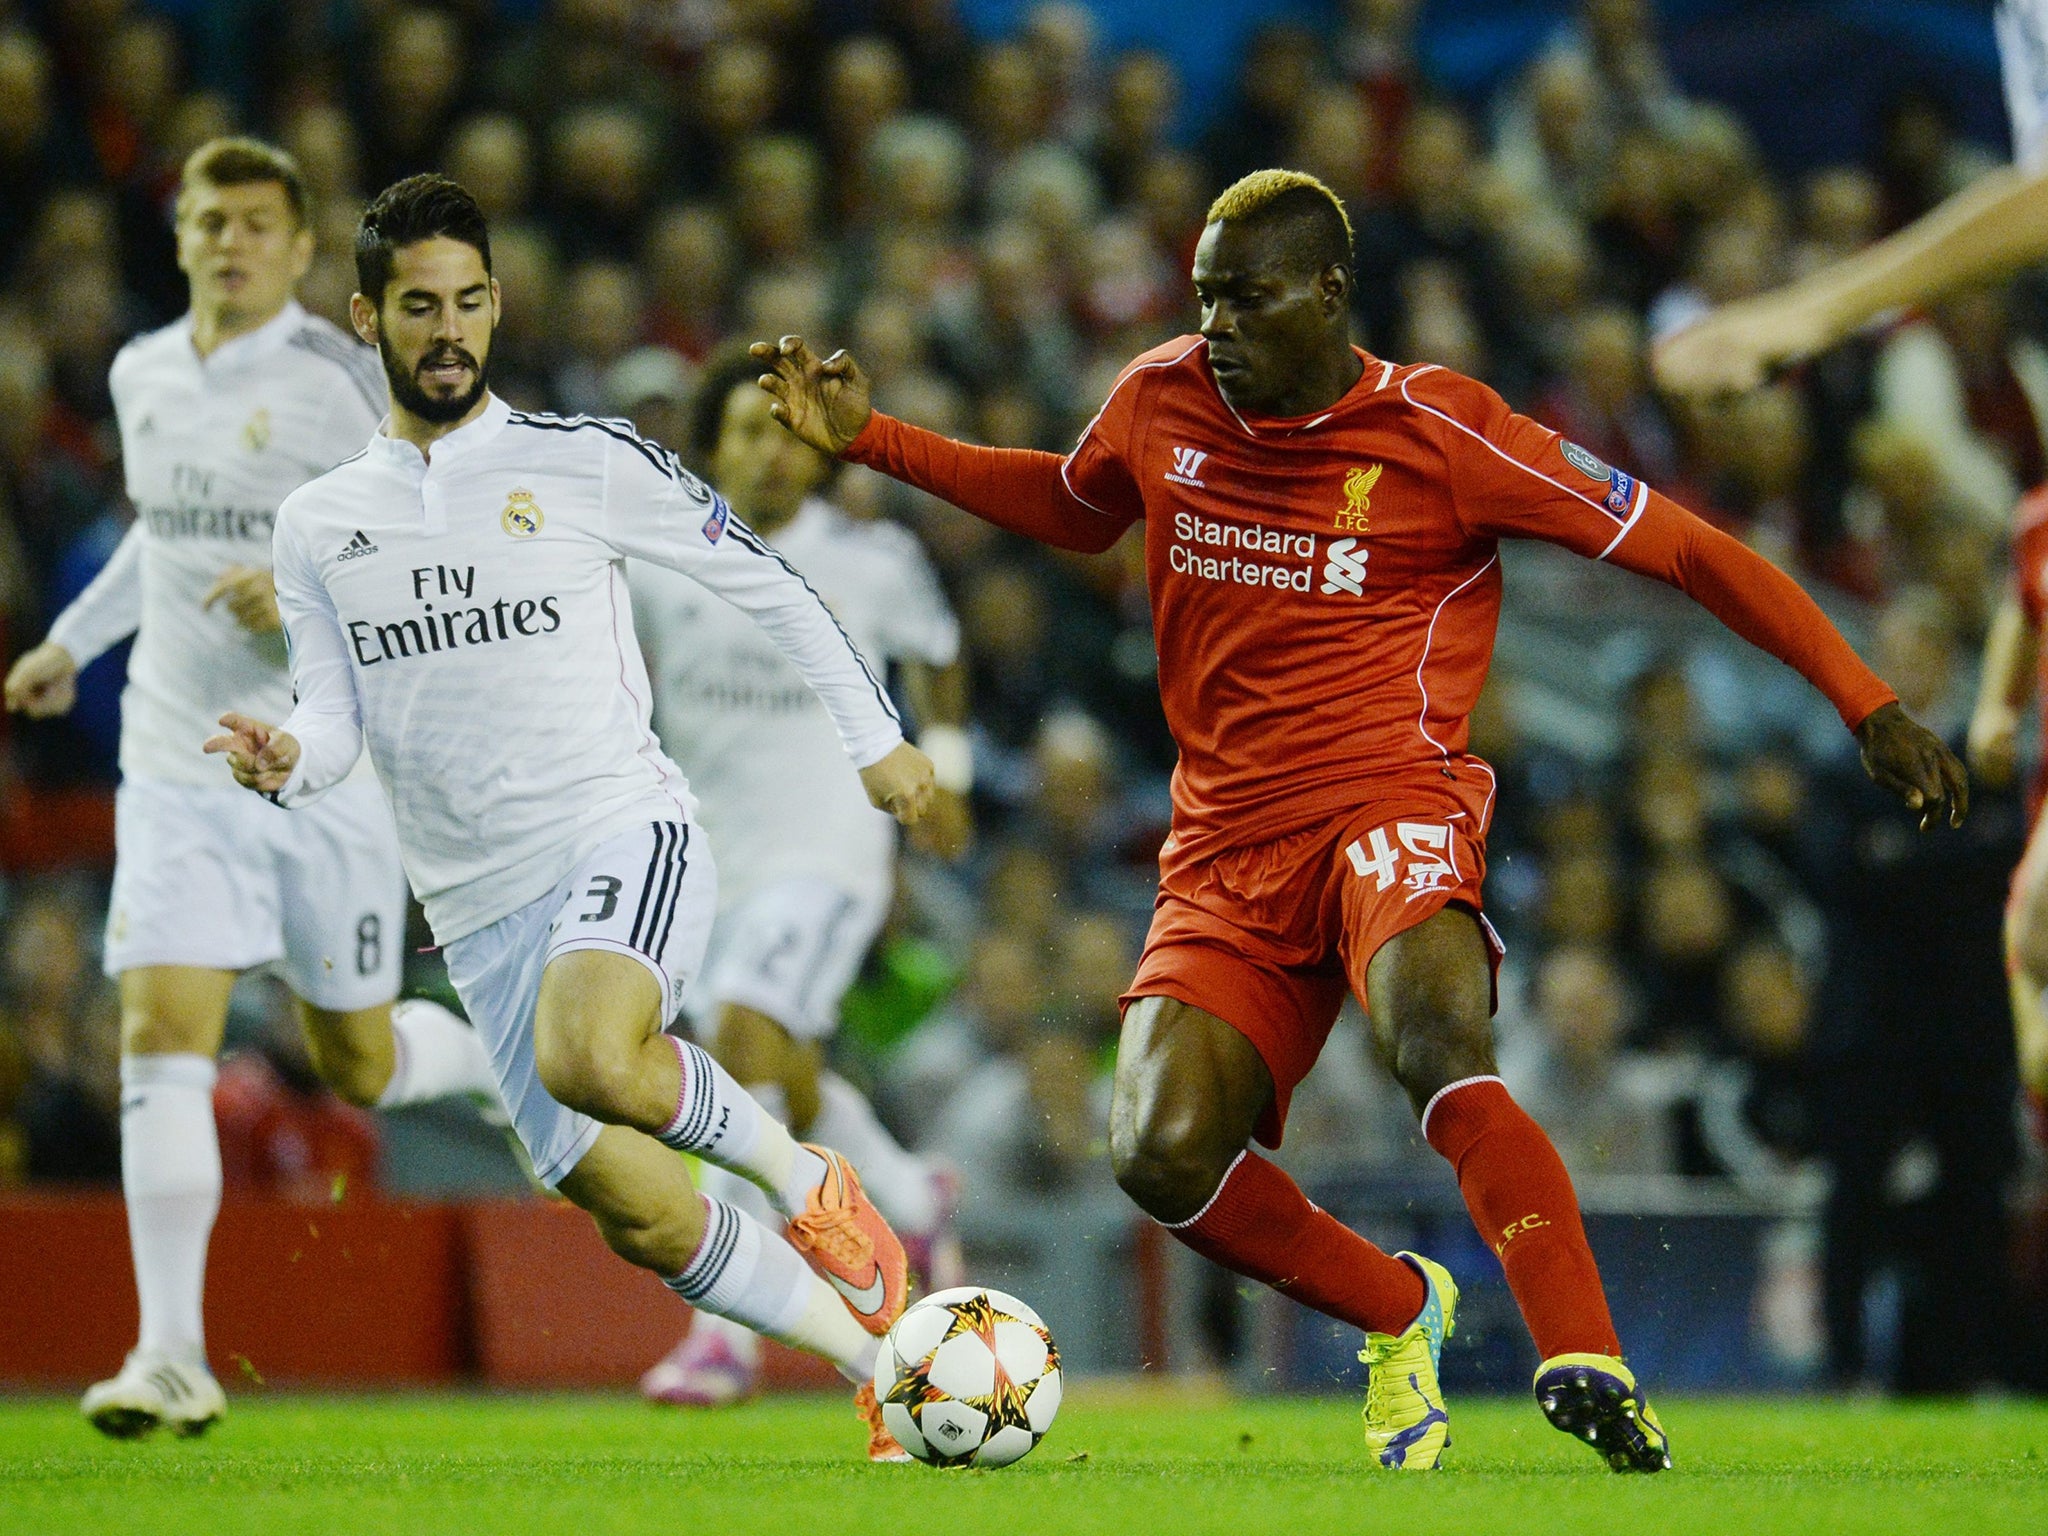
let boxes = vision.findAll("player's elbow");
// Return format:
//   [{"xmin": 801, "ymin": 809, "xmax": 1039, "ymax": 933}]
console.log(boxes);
[{"xmin": 1062, "ymin": 517, "xmax": 1127, "ymax": 556}]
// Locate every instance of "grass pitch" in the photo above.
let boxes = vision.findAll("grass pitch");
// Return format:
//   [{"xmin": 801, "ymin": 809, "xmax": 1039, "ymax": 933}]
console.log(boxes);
[{"xmin": 2, "ymin": 1388, "xmax": 2043, "ymax": 1536}]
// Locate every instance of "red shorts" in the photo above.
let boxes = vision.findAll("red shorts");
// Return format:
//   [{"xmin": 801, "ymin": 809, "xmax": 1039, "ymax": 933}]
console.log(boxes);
[{"xmin": 1123, "ymin": 777, "xmax": 1503, "ymax": 1149}]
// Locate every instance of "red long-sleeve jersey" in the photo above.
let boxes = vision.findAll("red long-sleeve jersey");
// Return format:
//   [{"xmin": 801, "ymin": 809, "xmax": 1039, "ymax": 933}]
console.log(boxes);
[{"xmin": 848, "ymin": 338, "xmax": 1896, "ymax": 862}]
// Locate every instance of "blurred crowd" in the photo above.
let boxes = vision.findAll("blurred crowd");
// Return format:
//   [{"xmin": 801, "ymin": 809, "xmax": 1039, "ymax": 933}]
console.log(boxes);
[{"xmin": 1, "ymin": 0, "xmax": 2044, "ymax": 1389}]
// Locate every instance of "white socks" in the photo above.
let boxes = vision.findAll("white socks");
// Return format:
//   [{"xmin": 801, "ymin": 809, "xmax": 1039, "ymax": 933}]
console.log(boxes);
[
  {"xmin": 655, "ymin": 1036, "xmax": 827, "ymax": 1215},
  {"xmin": 376, "ymin": 998, "xmax": 500, "ymax": 1108},
  {"xmin": 120, "ymin": 1054, "xmax": 221, "ymax": 1366},
  {"xmin": 662, "ymin": 1195, "xmax": 879, "ymax": 1383},
  {"xmin": 810, "ymin": 1072, "xmax": 938, "ymax": 1235}
]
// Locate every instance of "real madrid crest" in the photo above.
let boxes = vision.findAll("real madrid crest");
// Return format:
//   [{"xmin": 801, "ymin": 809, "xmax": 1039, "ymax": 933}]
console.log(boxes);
[
  {"xmin": 501, "ymin": 487, "xmax": 543, "ymax": 537},
  {"xmin": 242, "ymin": 407, "xmax": 271, "ymax": 452}
]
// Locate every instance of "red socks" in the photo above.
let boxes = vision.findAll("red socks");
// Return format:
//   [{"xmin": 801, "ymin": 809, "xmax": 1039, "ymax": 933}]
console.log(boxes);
[
  {"xmin": 1423, "ymin": 1076, "xmax": 1621, "ymax": 1359},
  {"xmin": 1169, "ymin": 1149, "xmax": 1426, "ymax": 1336},
  {"xmin": 1163, "ymin": 1080, "xmax": 1623, "ymax": 1361}
]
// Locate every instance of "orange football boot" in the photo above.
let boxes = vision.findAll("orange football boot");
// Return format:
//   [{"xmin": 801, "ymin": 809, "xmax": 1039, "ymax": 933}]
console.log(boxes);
[
  {"xmin": 855, "ymin": 1381, "xmax": 914, "ymax": 1463},
  {"xmin": 786, "ymin": 1146, "xmax": 908, "ymax": 1336}
]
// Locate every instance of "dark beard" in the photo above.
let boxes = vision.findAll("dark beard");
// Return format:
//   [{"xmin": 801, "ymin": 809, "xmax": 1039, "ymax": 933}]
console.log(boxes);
[{"xmin": 381, "ymin": 339, "xmax": 489, "ymax": 423}]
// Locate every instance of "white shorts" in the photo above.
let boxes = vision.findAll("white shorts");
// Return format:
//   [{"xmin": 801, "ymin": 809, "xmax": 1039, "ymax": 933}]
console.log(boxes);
[
  {"xmin": 693, "ymin": 876, "xmax": 889, "ymax": 1042},
  {"xmin": 441, "ymin": 820, "xmax": 717, "ymax": 1188},
  {"xmin": 104, "ymin": 774, "xmax": 406, "ymax": 1012}
]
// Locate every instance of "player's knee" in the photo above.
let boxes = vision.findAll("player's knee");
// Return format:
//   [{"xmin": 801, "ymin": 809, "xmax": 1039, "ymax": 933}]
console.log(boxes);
[
  {"xmin": 1110, "ymin": 1115, "xmax": 1231, "ymax": 1225},
  {"xmin": 1387, "ymin": 1005, "xmax": 1494, "ymax": 1108},
  {"xmin": 313, "ymin": 1048, "xmax": 386, "ymax": 1107},
  {"xmin": 300, "ymin": 1024, "xmax": 387, "ymax": 1106},
  {"xmin": 534, "ymin": 1026, "xmax": 636, "ymax": 1123}
]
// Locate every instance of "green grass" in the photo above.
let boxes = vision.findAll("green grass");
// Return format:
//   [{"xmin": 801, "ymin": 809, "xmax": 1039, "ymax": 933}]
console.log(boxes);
[{"xmin": 2, "ymin": 1389, "xmax": 2044, "ymax": 1535}]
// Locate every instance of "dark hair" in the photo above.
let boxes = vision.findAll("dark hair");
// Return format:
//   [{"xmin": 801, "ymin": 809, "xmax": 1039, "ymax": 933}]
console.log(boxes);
[
  {"xmin": 180, "ymin": 137, "xmax": 311, "ymax": 227},
  {"xmin": 687, "ymin": 341, "xmax": 771, "ymax": 464},
  {"xmin": 355, "ymin": 174, "xmax": 492, "ymax": 303}
]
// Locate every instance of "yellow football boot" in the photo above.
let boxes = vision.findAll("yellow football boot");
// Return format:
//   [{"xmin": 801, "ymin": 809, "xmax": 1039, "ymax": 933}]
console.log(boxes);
[
  {"xmin": 1359, "ymin": 1252, "xmax": 1458, "ymax": 1470},
  {"xmin": 1534, "ymin": 1353, "xmax": 1672, "ymax": 1472}
]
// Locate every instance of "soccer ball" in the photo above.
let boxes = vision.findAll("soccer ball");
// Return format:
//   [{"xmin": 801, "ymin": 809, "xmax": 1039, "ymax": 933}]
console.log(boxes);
[{"xmin": 873, "ymin": 1286, "xmax": 1062, "ymax": 1467}]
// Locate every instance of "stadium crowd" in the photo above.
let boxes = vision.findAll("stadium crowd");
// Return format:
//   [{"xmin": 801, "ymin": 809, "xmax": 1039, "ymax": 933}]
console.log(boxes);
[{"xmin": 0, "ymin": 0, "xmax": 2043, "ymax": 1392}]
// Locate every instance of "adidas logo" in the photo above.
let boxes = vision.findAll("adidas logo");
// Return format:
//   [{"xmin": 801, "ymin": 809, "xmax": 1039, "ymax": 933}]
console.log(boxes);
[{"xmin": 336, "ymin": 529, "xmax": 379, "ymax": 561}]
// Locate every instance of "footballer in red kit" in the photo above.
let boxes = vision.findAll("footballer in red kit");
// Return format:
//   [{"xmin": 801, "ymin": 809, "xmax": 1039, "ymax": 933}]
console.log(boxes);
[
  {"xmin": 1968, "ymin": 483, "xmax": 2048, "ymax": 1137},
  {"xmin": 755, "ymin": 169, "xmax": 1966, "ymax": 1474}
]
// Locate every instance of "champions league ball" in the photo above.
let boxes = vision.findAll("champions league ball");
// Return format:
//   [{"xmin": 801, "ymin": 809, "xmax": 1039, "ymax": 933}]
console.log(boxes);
[{"xmin": 873, "ymin": 1287, "xmax": 1062, "ymax": 1467}]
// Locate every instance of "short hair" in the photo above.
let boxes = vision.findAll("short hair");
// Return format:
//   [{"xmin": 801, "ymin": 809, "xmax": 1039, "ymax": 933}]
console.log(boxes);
[
  {"xmin": 686, "ymin": 340, "xmax": 837, "ymax": 488},
  {"xmin": 687, "ymin": 342, "xmax": 766, "ymax": 465},
  {"xmin": 1205, "ymin": 168, "xmax": 1355, "ymax": 275},
  {"xmin": 355, "ymin": 174, "xmax": 492, "ymax": 304},
  {"xmin": 178, "ymin": 137, "xmax": 311, "ymax": 228}
]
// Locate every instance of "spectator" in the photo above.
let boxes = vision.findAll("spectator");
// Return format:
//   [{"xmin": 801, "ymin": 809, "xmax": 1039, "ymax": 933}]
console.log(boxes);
[
  {"xmin": 1503, "ymin": 943, "xmax": 1674, "ymax": 1176},
  {"xmin": 0, "ymin": 881, "xmax": 119, "ymax": 1183},
  {"xmin": 444, "ymin": 113, "xmax": 531, "ymax": 225},
  {"xmin": 1797, "ymin": 588, "xmax": 2027, "ymax": 1389}
]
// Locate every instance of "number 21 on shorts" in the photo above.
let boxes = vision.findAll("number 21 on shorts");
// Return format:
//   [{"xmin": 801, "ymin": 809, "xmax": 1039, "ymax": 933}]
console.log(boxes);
[{"xmin": 1345, "ymin": 821, "xmax": 1458, "ymax": 902}]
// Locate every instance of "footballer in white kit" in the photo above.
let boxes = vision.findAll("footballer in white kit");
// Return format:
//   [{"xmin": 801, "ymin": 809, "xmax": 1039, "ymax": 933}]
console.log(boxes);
[
  {"xmin": 208, "ymin": 174, "xmax": 935, "ymax": 1460},
  {"xmin": 631, "ymin": 347, "xmax": 972, "ymax": 1406},
  {"xmin": 4, "ymin": 139, "xmax": 499, "ymax": 1441}
]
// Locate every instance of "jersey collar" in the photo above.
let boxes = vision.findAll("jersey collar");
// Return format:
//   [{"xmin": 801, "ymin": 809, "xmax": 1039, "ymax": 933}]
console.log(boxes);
[
  {"xmin": 1210, "ymin": 344, "xmax": 1384, "ymax": 438},
  {"xmin": 368, "ymin": 391, "xmax": 513, "ymax": 470},
  {"xmin": 185, "ymin": 299, "xmax": 308, "ymax": 373}
]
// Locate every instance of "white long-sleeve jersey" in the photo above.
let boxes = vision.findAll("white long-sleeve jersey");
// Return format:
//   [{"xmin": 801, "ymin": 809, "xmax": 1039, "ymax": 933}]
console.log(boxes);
[
  {"xmin": 47, "ymin": 301, "xmax": 384, "ymax": 785},
  {"xmin": 269, "ymin": 393, "xmax": 905, "ymax": 943},
  {"xmin": 629, "ymin": 497, "xmax": 957, "ymax": 905}
]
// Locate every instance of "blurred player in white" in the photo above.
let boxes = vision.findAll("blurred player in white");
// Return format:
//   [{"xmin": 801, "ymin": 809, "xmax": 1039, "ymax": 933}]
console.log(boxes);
[
  {"xmin": 3, "ymin": 139, "xmax": 497, "ymax": 1440},
  {"xmin": 1657, "ymin": 1, "xmax": 2048, "ymax": 1129},
  {"xmin": 631, "ymin": 347, "xmax": 971, "ymax": 1406},
  {"xmin": 205, "ymin": 174, "xmax": 933, "ymax": 1460}
]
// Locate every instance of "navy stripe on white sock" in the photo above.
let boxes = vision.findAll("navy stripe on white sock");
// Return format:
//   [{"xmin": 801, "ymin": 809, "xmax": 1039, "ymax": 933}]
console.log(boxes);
[
  {"xmin": 665, "ymin": 1197, "xmax": 743, "ymax": 1305},
  {"xmin": 655, "ymin": 1035, "xmax": 721, "ymax": 1153}
]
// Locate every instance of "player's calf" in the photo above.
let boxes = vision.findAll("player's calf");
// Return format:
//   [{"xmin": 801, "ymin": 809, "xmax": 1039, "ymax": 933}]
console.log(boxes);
[
  {"xmin": 560, "ymin": 1129, "xmax": 711, "ymax": 1275},
  {"xmin": 298, "ymin": 1002, "xmax": 398, "ymax": 1107},
  {"xmin": 713, "ymin": 1002, "xmax": 824, "ymax": 1136}
]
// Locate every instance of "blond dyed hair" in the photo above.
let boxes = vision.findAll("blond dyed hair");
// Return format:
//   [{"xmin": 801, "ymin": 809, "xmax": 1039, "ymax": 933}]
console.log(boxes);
[{"xmin": 1205, "ymin": 168, "xmax": 1354, "ymax": 251}]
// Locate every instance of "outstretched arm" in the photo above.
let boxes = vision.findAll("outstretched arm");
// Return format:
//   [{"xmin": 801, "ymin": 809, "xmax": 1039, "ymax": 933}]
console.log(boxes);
[
  {"xmin": 599, "ymin": 429, "xmax": 933, "ymax": 827},
  {"xmin": 1603, "ymin": 505, "xmax": 1967, "ymax": 827},
  {"xmin": 1969, "ymin": 594, "xmax": 2037, "ymax": 790},
  {"xmin": 753, "ymin": 335, "xmax": 1137, "ymax": 554},
  {"xmin": 1424, "ymin": 366, "xmax": 1967, "ymax": 827},
  {"xmin": 1654, "ymin": 166, "xmax": 2048, "ymax": 395}
]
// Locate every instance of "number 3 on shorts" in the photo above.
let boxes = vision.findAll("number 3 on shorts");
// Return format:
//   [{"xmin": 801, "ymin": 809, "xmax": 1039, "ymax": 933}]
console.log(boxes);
[{"xmin": 1345, "ymin": 821, "xmax": 1457, "ymax": 900}]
